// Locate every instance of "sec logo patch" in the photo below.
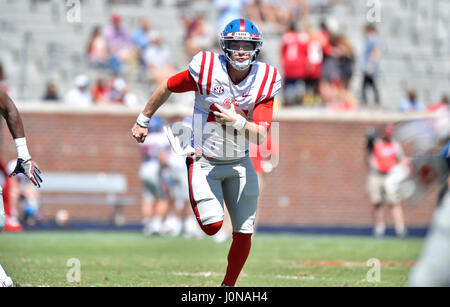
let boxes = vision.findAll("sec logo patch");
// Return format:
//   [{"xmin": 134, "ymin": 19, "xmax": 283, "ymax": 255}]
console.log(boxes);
[{"xmin": 213, "ymin": 84, "xmax": 225, "ymax": 94}]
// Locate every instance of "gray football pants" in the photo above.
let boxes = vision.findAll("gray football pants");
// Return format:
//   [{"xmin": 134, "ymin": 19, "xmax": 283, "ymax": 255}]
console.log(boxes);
[{"xmin": 186, "ymin": 155, "xmax": 260, "ymax": 234}]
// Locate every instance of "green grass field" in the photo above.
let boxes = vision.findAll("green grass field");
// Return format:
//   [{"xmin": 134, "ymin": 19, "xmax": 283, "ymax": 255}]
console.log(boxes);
[{"xmin": 0, "ymin": 232, "xmax": 424, "ymax": 287}]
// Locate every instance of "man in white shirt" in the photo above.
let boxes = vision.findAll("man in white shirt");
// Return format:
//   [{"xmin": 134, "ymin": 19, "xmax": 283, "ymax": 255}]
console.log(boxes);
[{"xmin": 64, "ymin": 75, "xmax": 93, "ymax": 107}]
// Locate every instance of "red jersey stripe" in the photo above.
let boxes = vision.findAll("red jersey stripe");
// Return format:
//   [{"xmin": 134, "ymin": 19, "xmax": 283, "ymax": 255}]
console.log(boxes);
[
  {"xmin": 265, "ymin": 68, "xmax": 278, "ymax": 100},
  {"xmin": 187, "ymin": 157, "xmax": 202, "ymax": 225},
  {"xmin": 198, "ymin": 51, "xmax": 206, "ymax": 95},
  {"xmin": 206, "ymin": 52, "xmax": 214, "ymax": 95},
  {"xmin": 240, "ymin": 19, "xmax": 245, "ymax": 32},
  {"xmin": 256, "ymin": 64, "xmax": 269, "ymax": 104}
]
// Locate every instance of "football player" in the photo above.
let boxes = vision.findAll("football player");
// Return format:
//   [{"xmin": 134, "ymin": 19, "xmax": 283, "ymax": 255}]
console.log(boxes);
[
  {"xmin": 395, "ymin": 110, "xmax": 450, "ymax": 286},
  {"xmin": 138, "ymin": 116, "xmax": 171, "ymax": 236},
  {"xmin": 132, "ymin": 18, "xmax": 281, "ymax": 286},
  {"xmin": 0, "ymin": 89, "xmax": 43, "ymax": 286}
]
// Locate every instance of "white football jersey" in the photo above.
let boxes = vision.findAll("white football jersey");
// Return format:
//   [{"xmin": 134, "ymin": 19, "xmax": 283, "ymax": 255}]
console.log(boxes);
[{"xmin": 188, "ymin": 51, "xmax": 282, "ymax": 160}]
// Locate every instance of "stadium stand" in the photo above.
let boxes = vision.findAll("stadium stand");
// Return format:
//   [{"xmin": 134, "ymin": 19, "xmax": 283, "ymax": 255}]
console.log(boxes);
[{"xmin": 0, "ymin": 0, "xmax": 448, "ymax": 109}]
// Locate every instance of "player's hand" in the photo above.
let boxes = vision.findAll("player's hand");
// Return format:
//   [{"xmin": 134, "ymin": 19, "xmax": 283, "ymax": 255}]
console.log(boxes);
[
  {"xmin": 132, "ymin": 123, "xmax": 148, "ymax": 143},
  {"xmin": 9, "ymin": 158, "xmax": 43, "ymax": 188},
  {"xmin": 213, "ymin": 103, "xmax": 237, "ymax": 125}
]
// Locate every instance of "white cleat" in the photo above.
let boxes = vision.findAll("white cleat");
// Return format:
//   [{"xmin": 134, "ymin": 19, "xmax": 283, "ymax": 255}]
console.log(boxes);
[
  {"xmin": 213, "ymin": 230, "xmax": 230, "ymax": 243},
  {"xmin": 0, "ymin": 276, "xmax": 13, "ymax": 287}
]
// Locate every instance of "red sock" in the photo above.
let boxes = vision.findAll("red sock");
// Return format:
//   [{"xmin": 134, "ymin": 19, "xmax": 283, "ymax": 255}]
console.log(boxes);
[{"xmin": 221, "ymin": 232, "xmax": 252, "ymax": 286}]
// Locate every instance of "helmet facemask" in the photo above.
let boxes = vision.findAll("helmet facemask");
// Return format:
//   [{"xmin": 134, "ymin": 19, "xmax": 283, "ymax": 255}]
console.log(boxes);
[{"xmin": 220, "ymin": 36, "xmax": 262, "ymax": 71}]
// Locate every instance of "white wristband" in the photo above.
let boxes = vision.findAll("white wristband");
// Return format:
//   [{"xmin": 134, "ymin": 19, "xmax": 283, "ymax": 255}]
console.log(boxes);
[
  {"xmin": 14, "ymin": 137, "xmax": 31, "ymax": 161},
  {"xmin": 136, "ymin": 113, "xmax": 151, "ymax": 128},
  {"xmin": 232, "ymin": 114, "xmax": 247, "ymax": 131}
]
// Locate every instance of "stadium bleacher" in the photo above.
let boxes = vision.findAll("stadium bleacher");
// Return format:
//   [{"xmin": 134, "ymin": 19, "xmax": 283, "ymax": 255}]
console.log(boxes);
[{"xmin": 0, "ymin": 0, "xmax": 448, "ymax": 108}]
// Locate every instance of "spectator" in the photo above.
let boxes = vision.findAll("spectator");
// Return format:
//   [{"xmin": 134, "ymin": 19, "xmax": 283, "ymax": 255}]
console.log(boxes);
[
  {"xmin": 0, "ymin": 157, "xmax": 22, "ymax": 232},
  {"xmin": 275, "ymin": 0, "xmax": 309, "ymax": 32},
  {"xmin": 319, "ymin": 34, "xmax": 341, "ymax": 107},
  {"xmin": 304, "ymin": 27, "xmax": 325, "ymax": 104},
  {"xmin": 399, "ymin": 89, "xmax": 425, "ymax": 112},
  {"xmin": 42, "ymin": 82, "xmax": 60, "ymax": 101},
  {"xmin": 0, "ymin": 62, "xmax": 8, "ymax": 93},
  {"xmin": 245, "ymin": 0, "xmax": 279, "ymax": 32},
  {"xmin": 7, "ymin": 159, "xmax": 41, "ymax": 227},
  {"xmin": 335, "ymin": 35, "xmax": 354, "ymax": 90},
  {"xmin": 143, "ymin": 31, "xmax": 176, "ymax": 85},
  {"xmin": 91, "ymin": 77, "xmax": 110, "ymax": 104},
  {"xmin": 132, "ymin": 18, "xmax": 153, "ymax": 52},
  {"xmin": 214, "ymin": 0, "xmax": 245, "ymax": 32},
  {"xmin": 108, "ymin": 78, "xmax": 139, "ymax": 107},
  {"xmin": 86, "ymin": 26, "xmax": 109, "ymax": 68},
  {"xmin": 138, "ymin": 116, "xmax": 171, "ymax": 236},
  {"xmin": 280, "ymin": 22, "xmax": 309, "ymax": 106},
  {"xmin": 427, "ymin": 94, "xmax": 449, "ymax": 112},
  {"xmin": 325, "ymin": 34, "xmax": 357, "ymax": 111},
  {"xmin": 64, "ymin": 75, "xmax": 93, "ymax": 107},
  {"xmin": 104, "ymin": 14, "xmax": 136, "ymax": 75},
  {"xmin": 185, "ymin": 14, "xmax": 215, "ymax": 58},
  {"xmin": 366, "ymin": 124, "xmax": 408, "ymax": 237},
  {"xmin": 361, "ymin": 23, "xmax": 381, "ymax": 108}
]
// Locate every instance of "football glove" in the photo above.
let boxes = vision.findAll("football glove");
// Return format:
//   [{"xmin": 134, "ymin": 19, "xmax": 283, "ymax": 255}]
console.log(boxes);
[{"xmin": 9, "ymin": 158, "xmax": 43, "ymax": 188}]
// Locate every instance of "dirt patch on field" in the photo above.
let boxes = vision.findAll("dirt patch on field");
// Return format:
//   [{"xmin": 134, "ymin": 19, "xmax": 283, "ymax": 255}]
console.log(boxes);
[{"xmin": 293, "ymin": 260, "xmax": 416, "ymax": 267}]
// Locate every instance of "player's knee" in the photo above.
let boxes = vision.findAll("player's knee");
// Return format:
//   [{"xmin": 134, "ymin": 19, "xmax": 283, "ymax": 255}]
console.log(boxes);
[
  {"xmin": 232, "ymin": 232, "xmax": 253, "ymax": 241},
  {"xmin": 201, "ymin": 220, "xmax": 223, "ymax": 236}
]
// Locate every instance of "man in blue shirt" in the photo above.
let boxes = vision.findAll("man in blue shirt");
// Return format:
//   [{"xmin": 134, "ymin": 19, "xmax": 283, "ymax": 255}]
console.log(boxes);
[
  {"xmin": 399, "ymin": 90, "xmax": 425, "ymax": 112},
  {"xmin": 361, "ymin": 24, "xmax": 381, "ymax": 107}
]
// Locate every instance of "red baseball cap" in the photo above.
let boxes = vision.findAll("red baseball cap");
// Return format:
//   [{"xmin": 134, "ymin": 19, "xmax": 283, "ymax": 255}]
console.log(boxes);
[{"xmin": 111, "ymin": 14, "xmax": 122, "ymax": 25}]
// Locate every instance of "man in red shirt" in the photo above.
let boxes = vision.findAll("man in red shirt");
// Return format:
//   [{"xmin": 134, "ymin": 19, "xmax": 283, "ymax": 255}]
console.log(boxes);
[
  {"xmin": 280, "ymin": 23, "xmax": 309, "ymax": 106},
  {"xmin": 366, "ymin": 124, "xmax": 407, "ymax": 237}
]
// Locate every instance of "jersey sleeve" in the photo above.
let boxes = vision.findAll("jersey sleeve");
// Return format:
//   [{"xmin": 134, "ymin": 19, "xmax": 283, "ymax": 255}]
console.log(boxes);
[
  {"xmin": 188, "ymin": 51, "xmax": 216, "ymax": 95},
  {"xmin": 188, "ymin": 52, "xmax": 203, "ymax": 85},
  {"xmin": 252, "ymin": 98, "xmax": 274, "ymax": 131},
  {"xmin": 255, "ymin": 65, "xmax": 283, "ymax": 105},
  {"xmin": 270, "ymin": 69, "xmax": 282, "ymax": 100},
  {"xmin": 167, "ymin": 70, "xmax": 198, "ymax": 93}
]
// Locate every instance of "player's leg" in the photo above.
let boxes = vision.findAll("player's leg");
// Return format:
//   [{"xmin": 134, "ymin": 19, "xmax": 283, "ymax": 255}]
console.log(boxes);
[
  {"xmin": 391, "ymin": 203, "xmax": 406, "ymax": 237},
  {"xmin": 409, "ymin": 192, "xmax": 450, "ymax": 286},
  {"xmin": 0, "ymin": 186, "xmax": 13, "ymax": 286},
  {"xmin": 385, "ymin": 175, "xmax": 407, "ymax": 237},
  {"xmin": 0, "ymin": 264, "xmax": 13, "ymax": 287},
  {"xmin": 221, "ymin": 157, "xmax": 259, "ymax": 286},
  {"xmin": 0, "ymin": 186, "xmax": 5, "ymax": 232},
  {"xmin": 253, "ymin": 172, "xmax": 265, "ymax": 234},
  {"xmin": 187, "ymin": 156, "xmax": 225, "ymax": 236},
  {"xmin": 140, "ymin": 162, "xmax": 164, "ymax": 235},
  {"xmin": 213, "ymin": 206, "xmax": 232, "ymax": 243},
  {"xmin": 361, "ymin": 74, "xmax": 370, "ymax": 106},
  {"xmin": 368, "ymin": 173, "xmax": 386, "ymax": 236}
]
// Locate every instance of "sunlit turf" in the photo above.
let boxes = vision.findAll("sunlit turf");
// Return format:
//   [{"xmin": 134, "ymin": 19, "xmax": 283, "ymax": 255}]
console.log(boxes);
[{"xmin": 0, "ymin": 232, "xmax": 424, "ymax": 287}]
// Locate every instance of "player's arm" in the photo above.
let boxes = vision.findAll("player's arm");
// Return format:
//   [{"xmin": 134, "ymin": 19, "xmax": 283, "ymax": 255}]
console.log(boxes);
[
  {"xmin": 0, "ymin": 90, "xmax": 43, "ymax": 187},
  {"xmin": 0, "ymin": 89, "xmax": 26, "ymax": 139},
  {"xmin": 132, "ymin": 70, "xmax": 197, "ymax": 143},
  {"xmin": 214, "ymin": 98, "xmax": 274, "ymax": 145},
  {"xmin": 244, "ymin": 98, "xmax": 274, "ymax": 145}
]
